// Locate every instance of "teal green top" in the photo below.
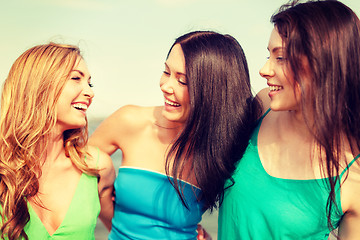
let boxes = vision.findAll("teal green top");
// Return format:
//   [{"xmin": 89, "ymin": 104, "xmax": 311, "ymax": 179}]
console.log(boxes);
[
  {"xmin": 24, "ymin": 173, "xmax": 100, "ymax": 239},
  {"xmin": 218, "ymin": 110, "xmax": 359, "ymax": 240}
]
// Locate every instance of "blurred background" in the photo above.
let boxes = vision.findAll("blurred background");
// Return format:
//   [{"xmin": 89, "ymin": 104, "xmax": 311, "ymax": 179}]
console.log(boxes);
[{"xmin": 4, "ymin": 0, "xmax": 360, "ymax": 120}]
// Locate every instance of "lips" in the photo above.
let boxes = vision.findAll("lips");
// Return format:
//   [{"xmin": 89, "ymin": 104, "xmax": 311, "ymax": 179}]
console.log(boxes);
[
  {"xmin": 269, "ymin": 85, "xmax": 283, "ymax": 92},
  {"xmin": 72, "ymin": 102, "xmax": 89, "ymax": 111},
  {"xmin": 164, "ymin": 98, "xmax": 180, "ymax": 107}
]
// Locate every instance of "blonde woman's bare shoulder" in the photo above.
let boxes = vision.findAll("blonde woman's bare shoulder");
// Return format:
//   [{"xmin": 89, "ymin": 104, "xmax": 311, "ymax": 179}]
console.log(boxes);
[
  {"xmin": 85, "ymin": 145, "xmax": 103, "ymax": 168},
  {"xmin": 81, "ymin": 146, "xmax": 97, "ymax": 170},
  {"xmin": 85, "ymin": 145, "xmax": 115, "ymax": 190}
]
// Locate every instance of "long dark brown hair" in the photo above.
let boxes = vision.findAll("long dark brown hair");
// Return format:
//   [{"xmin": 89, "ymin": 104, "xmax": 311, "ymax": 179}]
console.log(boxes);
[
  {"xmin": 165, "ymin": 31, "xmax": 261, "ymax": 210},
  {"xmin": 271, "ymin": 0, "xmax": 360, "ymax": 231}
]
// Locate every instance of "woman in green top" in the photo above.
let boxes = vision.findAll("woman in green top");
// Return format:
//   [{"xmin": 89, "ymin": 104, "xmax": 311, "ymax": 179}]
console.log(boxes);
[
  {"xmin": 0, "ymin": 43, "xmax": 115, "ymax": 240},
  {"xmin": 219, "ymin": 0, "xmax": 360, "ymax": 239}
]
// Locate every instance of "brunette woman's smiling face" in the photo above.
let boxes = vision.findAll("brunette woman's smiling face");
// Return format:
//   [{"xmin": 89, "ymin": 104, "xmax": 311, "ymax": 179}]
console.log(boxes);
[
  {"xmin": 259, "ymin": 28, "xmax": 301, "ymax": 112},
  {"xmin": 159, "ymin": 44, "xmax": 190, "ymax": 125}
]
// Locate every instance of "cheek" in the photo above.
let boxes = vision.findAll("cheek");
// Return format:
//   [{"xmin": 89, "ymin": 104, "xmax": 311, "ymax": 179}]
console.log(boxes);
[
  {"xmin": 159, "ymin": 75, "xmax": 166, "ymax": 87},
  {"xmin": 182, "ymin": 89, "xmax": 190, "ymax": 105},
  {"xmin": 56, "ymin": 92, "xmax": 68, "ymax": 105}
]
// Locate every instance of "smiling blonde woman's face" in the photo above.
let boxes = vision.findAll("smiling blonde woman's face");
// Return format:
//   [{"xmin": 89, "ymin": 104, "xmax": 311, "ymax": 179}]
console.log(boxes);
[{"xmin": 56, "ymin": 58, "xmax": 94, "ymax": 132}]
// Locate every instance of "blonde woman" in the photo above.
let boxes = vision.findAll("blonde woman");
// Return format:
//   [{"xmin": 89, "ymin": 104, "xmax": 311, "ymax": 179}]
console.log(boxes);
[{"xmin": 0, "ymin": 43, "xmax": 115, "ymax": 240}]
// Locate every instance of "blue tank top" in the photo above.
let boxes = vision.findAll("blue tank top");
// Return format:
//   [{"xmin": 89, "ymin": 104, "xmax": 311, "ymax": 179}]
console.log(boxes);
[
  {"xmin": 109, "ymin": 167, "xmax": 205, "ymax": 240},
  {"xmin": 218, "ymin": 110, "xmax": 359, "ymax": 240}
]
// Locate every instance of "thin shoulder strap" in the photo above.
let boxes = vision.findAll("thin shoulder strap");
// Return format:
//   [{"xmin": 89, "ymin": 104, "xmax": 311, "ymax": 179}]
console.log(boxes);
[
  {"xmin": 84, "ymin": 147, "xmax": 100, "ymax": 168},
  {"xmin": 259, "ymin": 108, "xmax": 271, "ymax": 121},
  {"xmin": 254, "ymin": 108, "xmax": 271, "ymax": 126},
  {"xmin": 263, "ymin": 108, "xmax": 271, "ymax": 117},
  {"xmin": 340, "ymin": 153, "xmax": 360, "ymax": 177}
]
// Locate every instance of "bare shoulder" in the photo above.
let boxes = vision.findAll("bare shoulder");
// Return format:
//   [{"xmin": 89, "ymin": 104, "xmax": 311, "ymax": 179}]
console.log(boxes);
[
  {"xmin": 102, "ymin": 105, "xmax": 156, "ymax": 133},
  {"xmin": 86, "ymin": 145, "xmax": 113, "ymax": 170},
  {"xmin": 85, "ymin": 145, "xmax": 109, "ymax": 169},
  {"xmin": 85, "ymin": 146, "xmax": 116, "ymax": 200},
  {"xmin": 256, "ymin": 88, "xmax": 270, "ymax": 115},
  {"xmin": 89, "ymin": 105, "xmax": 158, "ymax": 154}
]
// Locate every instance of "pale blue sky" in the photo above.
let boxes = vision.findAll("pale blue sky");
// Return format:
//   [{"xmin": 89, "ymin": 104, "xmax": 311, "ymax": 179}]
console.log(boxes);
[{"xmin": 1, "ymin": 0, "xmax": 359, "ymax": 119}]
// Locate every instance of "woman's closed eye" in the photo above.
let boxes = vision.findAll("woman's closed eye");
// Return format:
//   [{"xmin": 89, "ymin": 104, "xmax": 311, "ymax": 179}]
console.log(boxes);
[{"xmin": 178, "ymin": 78, "xmax": 187, "ymax": 86}]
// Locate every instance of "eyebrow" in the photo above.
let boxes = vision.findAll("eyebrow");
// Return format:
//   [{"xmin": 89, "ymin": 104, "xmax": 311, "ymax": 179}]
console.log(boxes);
[
  {"xmin": 164, "ymin": 63, "xmax": 186, "ymax": 76},
  {"xmin": 267, "ymin": 46, "xmax": 284, "ymax": 54}
]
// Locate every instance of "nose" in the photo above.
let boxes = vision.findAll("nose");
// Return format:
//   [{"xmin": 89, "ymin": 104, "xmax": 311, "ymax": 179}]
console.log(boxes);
[
  {"xmin": 83, "ymin": 83, "xmax": 95, "ymax": 99},
  {"xmin": 259, "ymin": 59, "xmax": 275, "ymax": 79},
  {"xmin": 159, "ymin": 76, "xmax": 174, "ymax": 95}
]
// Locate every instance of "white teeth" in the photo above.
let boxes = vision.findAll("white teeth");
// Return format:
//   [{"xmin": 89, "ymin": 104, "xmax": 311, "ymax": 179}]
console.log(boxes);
[
  {"xmin": 72, "ymin": 103, "xmax": 88, "ymax": 110},
  {"xmin": 165, "ymin": 99, "xmax": 180, "ymax": 107},
  {"xmin": 269, "ymin": 86, "xmax": 283, "ymax": 91}
]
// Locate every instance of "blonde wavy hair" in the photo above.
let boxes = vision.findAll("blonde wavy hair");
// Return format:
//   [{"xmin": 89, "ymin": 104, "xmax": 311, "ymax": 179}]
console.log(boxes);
[{"xmin": 0, "ymin": 43, "xmax": 98, "ymax": 240}]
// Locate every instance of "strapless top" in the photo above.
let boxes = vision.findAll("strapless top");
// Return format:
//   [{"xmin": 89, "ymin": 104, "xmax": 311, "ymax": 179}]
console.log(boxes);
[{"xmin": 109, "ymin": 167, "xmax": 205, "ymax": 240}]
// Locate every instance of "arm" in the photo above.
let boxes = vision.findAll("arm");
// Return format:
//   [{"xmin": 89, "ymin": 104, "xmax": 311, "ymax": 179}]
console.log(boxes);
[
  {"xmin": 88, "ymin": 112, "xmax": 122, "ymax": 156},
  {"xmin": 89, "ymin": 105, "xmax": 142, "ymax": 156},
  {"xmin": 88, "ymin": 105, "xmax": 146, "ymax": 230},
  {"xmin": 87, "ymin": 146, "xmax": 116, "ymax": 231},
  {"xmin": 338, "ymin": 211, "xmax": 360, "ymax": 240},
  {"xmin": 339, "ymin": 160, "xmax": 360, "ymax": 240},
  {"xmin": 97, "ymin": 149, "xmax": 116, "ymax": 231},
  {"xmin": 337, "ymin": 164, "xmax": 360, "ymax": 239}
]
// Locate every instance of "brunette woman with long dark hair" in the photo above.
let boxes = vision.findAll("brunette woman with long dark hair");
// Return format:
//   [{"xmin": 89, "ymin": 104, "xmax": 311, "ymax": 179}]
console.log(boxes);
[
  {"xmin": 90, "ymin": 30, "xmax": 260, "ymax": 239},
  {"xmin": 219, "ymin": 1, "xmax": 360, "ymax": 239}
]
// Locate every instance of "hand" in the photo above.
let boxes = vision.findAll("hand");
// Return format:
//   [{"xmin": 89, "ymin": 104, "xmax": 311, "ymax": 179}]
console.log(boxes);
[{"xmin": 197, "ymin": 224, "xmax": 212, "ymax": 240}]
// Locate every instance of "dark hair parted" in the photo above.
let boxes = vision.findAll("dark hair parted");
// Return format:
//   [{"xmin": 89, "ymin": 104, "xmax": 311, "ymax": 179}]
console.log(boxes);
[
  {"xmin": 272, "ymin": 0, "xmax": 360, "ymax": 230},
  {"xmin": 165, "ymin": 31, "xmax": 261, "ymax": 210}
]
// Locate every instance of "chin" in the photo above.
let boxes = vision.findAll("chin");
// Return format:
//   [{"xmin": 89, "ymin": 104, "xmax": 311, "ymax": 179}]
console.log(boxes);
[
  {"xmin": 269, "ymin": 105, "xmax": 284, "ymax": 112},
  {"xmin": 162, "ymin": 109, "xmax": 188, "ymax": 123},
  {"xmin": 66, "ymin": 123, "xmax": 87, "ymax": 131}
]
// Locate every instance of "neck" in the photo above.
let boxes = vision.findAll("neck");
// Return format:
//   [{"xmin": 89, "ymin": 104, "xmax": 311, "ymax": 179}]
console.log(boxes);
[
  {"xmin": 154, "ymin": 121, "xmax": 182, "ymax": 130},
  {"xmin": 155, "ymin": 111, "xmax": 185, "ymax": 132},
  {"xmin": 286, "ymin": 109, "xmax": 313, "ymax": 140},
  {"xmin": 42, "ymin": 131, "xmax": 65, "ymax": 166}
]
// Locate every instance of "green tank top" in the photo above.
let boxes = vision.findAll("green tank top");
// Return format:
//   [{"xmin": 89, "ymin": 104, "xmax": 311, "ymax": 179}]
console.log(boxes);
[
  {"xmin": 24, "ymin": 173, "xmax": 100, "ymax": 239},
  {"xmin": 218, "ymin": 110, "xmax": 359, "ymax": 239}
]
